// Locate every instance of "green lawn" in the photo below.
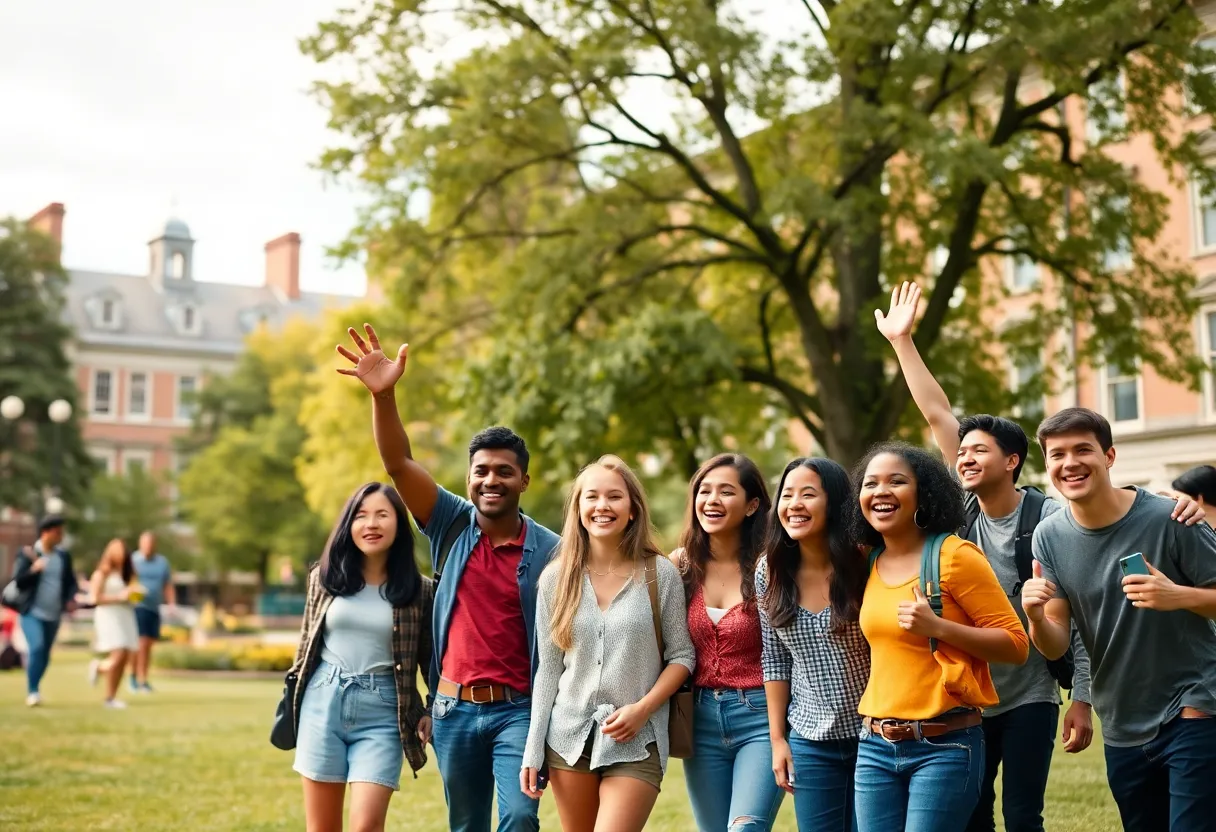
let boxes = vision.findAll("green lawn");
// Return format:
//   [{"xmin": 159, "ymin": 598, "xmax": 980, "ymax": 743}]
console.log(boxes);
[{"xmin": 2, "ymin": 651, "xmax": 1119, "ymax": 831}]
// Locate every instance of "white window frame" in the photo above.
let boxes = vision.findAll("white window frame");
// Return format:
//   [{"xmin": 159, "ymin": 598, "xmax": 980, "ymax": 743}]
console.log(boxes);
[
  {"xmin": 1010, "ymin": 353, "xmax": 1046, "ymax": 421},
  {"xmin": 1185, "ymin": 35, "xmax": 1216, "ymax": 115},
  {"xmin": 170, "ymin": 251, "xmax": 186, "ymax": 279},
  {"xmin": 1101, "ymin": 195, "xmax": 1134, "ymax": 272},
  {"xmin": 121, "ymin": 449, "xmax": 154, "ymax": 476},
  {"xmin": 101, "ymin": 299, "xmax": 115, "ymax": 326},
  {"xmin": 90, "ymin": 447, "xmax": 117, "ymax": 476},
  {"xmin": 1006, "ymin": 253, "xmax": 1040, "ymax": 293},
  {"xmin": 1191, "ymin": 179, "xmax": 1216, "ymax": 256},
  {"xmin": 1202, "ymin": 306, "xmax": 1216, "ymax": 423},
  {"xmin": 126, "ymin": 370, "xmax": 152, "ymax": 422},
  {"xmin": 176, "ymin": 375, "xmax": 198, "ymax": 423},
  {"xmin": 1099, "ymin": 359, "xmax": 1145, "ymax": 431},
  {"xmin": 1086, "ymin": 70, "xmax": 1127, "ymax": 143},
  {"xmin": 89, "ymin": 368, "xmax": 115, "ymax": 418}
]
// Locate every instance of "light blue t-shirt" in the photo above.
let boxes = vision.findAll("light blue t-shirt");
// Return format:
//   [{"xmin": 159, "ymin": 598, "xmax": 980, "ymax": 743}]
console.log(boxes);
[
  {"xmin": 320, "ymin": 583, "xmax": 394, "ymax": 674},
  {"xmin": 30, "ymin": 543, "xmax": 66, "ymax": 623},
  {"xmin": 132, "ymin": 552, "xmax": 171, "ymax": 611}
]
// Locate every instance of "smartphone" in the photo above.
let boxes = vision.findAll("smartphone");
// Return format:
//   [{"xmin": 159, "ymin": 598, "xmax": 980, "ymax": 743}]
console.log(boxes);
[
  {"xmin": 536, "ymin": 769, "xmax": 549, "ymax": 791},
  {"xmin": 1119, "ymin": 552, "xmax": 1151, "ymax": 577}
]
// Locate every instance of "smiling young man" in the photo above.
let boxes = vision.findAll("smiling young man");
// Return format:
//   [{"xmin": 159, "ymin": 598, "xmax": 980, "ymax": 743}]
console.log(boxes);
[
  {"xmin": 337, "ymin": 324, "xmax": 560, "ymax": 832},
  {"xmin": 1022, "ymin": 407, "xmax": 1216, "ymax": 832}
]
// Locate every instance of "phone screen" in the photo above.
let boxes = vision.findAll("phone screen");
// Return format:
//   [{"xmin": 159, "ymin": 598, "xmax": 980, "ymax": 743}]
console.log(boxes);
[{"xmin": 1119, "ymin": 552, "xmax": 1150, "ymax": 577}]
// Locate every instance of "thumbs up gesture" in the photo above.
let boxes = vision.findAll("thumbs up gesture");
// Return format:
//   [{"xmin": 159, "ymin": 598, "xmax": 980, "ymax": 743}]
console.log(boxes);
[
  {"xmin": 1021, "ymin": 560, "xmax": 1057, "ymax": 623},
  {"xmin": 897, "ymin": 583, "xmax": 941, "ymax": 639}
]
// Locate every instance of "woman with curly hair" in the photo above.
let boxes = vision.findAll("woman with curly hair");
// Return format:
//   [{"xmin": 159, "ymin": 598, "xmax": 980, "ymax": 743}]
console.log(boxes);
[
  {"xmin": 852, "ymin": 442, "xmax": 1028, "ymax": 832},
  {"xmin": 757, "ymin": 458, "xmax": 870, "ymax": 831},
  {"xmin": 671, "ymin": 453, "xmax": 784, "ymax": 831}
]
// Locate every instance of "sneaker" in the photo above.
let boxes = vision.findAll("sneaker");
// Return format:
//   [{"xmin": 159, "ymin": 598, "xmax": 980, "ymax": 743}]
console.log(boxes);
[
  {"xmin": 139, "ymin": 682, "xmax": 154, "ymax": 694},
  {"xmin": 25, "ymin": 693, "xmax": 41, "ymax": 707},
  {"xmin": 103, "ymin": 699, "xmax": 128, "ymax": 709},
  {"xmin": 89, "ymin": 660, "xmax": 101, "ymax": 687},
  {"xmin": 129, "ymin": 675, "xmax": 139, "ymax": 692}
]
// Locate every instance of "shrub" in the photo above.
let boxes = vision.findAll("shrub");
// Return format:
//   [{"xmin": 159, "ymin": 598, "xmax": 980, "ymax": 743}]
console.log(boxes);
[{"xmin": 153, "ymin": 643, "xmax": 295, "ymax": 673}]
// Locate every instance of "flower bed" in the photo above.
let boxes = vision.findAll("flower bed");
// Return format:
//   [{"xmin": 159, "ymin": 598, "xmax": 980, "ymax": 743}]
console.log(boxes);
[{"xmin": 152, "ymin": 643, "xmax": 295, "ymax": 673}]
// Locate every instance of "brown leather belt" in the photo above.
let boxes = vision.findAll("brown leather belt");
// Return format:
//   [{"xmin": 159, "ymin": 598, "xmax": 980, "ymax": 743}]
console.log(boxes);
[
  {"xmin": 437, "ymin": 678, "xmax": 524, "ymax": 704},
  {"xmin": 863, "ymin": 711, "xmax": 983, "ymax": 742}
]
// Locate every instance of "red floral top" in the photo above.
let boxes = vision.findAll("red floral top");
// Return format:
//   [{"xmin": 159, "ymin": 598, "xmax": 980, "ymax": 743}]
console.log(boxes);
[{"xmin": 687, "ymin": 583, "xmax": 764, "ymax": 689}]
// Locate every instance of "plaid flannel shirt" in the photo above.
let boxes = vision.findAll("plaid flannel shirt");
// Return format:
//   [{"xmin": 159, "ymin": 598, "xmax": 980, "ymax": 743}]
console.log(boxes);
[{"xmin": 291, "ymin": 566, "xmax": 435, "ymax": 775}]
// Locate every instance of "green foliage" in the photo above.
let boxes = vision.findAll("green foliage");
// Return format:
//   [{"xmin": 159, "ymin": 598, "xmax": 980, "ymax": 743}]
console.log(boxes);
[
  {"xmin": 304, "ymin": 0, "xmax": 1216, "ymax": 467},
  {"xmin": 178, "ymin": 320, "xmax": 329, "ymax": 582},
  {"xmin": 0, "ymin": 218, "xmax": 93, "ymax": 510},
  {"xmin": 71, "ymin": 466, "xmax": 185, "ymax": 568}
]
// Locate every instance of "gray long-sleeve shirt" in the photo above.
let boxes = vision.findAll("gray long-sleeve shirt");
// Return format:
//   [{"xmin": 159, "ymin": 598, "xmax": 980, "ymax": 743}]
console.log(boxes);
[{"xmin": 522, "ymin": 556, "xmax": 696, "ymax": 773}]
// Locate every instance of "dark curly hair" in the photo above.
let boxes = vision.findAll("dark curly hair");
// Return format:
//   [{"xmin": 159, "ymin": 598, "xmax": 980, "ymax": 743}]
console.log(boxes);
[
  {"xmin": 676, "ymin": 453, "xmax": 771, "ymax": 608},
  {"xmin": 760, "ymin": 458, "xmax": 866, "ymax": 633},
  {"xmin": 469, "ymin": 426, "xmax": 530, "ymax": 473},
  {"xmin": 319, "ymin": 482, "xmax": 421, "ymax": 607},
  {"xmin": 851, "ymin": 441, "xmax": 966, "ymax": 549}
]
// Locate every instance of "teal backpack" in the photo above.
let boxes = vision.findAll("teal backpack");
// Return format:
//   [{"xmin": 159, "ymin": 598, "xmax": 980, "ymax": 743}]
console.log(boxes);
[{"xmin": 868, "ymin": 532, "xmax": 952, "ymax": 653}]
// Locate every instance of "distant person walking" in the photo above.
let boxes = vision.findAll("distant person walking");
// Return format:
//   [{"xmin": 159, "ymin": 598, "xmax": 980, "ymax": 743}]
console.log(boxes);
[
  {"xmin": 9, "ymin": 515, "xmax": 78, "ymax": 706},
  {"xmin": 130, "ymin": 531, "xmax": 175, "ymax": 693},
  {"xmin": 87, "ymin": 539, "xmax": 139, "ymax": 709}
]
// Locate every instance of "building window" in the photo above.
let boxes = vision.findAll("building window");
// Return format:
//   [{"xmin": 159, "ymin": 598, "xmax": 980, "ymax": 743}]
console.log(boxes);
[
  {"xmin": 1194, "ymin": 181, "xmax": 1216, "ymax": 252},
  {"xmin": 1186, "ymin": 35, "xmax": 1216, "ymax": 114},
  {"xmin": 1008, "ymin": 254, "xmax": 1039, "ymax": 291},
  {"xmin": 170, "ymin": 251, "xmax": 186, "ymax": 279},
  {"xmin": 1014, "ymin": 354, "xmax": 1045, "ymax": 421},
  {"xmin": 101, "ymin": 299, "xmax": 114, "ymax": 325},
  {"xmin": 123, "ymin": 450, "xmax": 153, "ymax": 476},
  {"xmin": 1103, "ymin": 195, "xmax": 1134, "ymax": 271},
  {"xmin": 1105, "ymin": 357, "xmax": 1141, "ymax": 424},
  {"xmin": 1087, "ymin": 71, "xmax": 1126, "ymax": 142},
  {"xmin": 184, "ymin": 305, "xmax": 196, "ymax": 331},
  {"xmin": 128, "ymin": 372, "xmax": 148, "ymax": 419},
  {"xmin": 1207, "ymin": 310, "xmax": 1216, "ymax": 412},
  {"xmin": 177, "ymin": 375, "xmax": 197, "ymax": 421},
  {"xmin": 92, "ymin": 370, "xmax": 113, "ymax": 415}
]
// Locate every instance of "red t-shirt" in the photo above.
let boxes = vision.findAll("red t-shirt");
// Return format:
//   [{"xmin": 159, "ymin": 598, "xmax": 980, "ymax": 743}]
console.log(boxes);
[{"xmin": 440, "ymin": 523, "xmax": 532, "ymax": 692}]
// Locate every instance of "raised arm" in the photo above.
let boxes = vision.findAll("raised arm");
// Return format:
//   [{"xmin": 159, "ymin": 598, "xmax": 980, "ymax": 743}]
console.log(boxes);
[
  {"xmin": 875, "ymin": 282, "xmax": 961, "ymax": 462},
  {"xmin": 337, "ymin": 324, "xmax": 440, "ymax": 526}
]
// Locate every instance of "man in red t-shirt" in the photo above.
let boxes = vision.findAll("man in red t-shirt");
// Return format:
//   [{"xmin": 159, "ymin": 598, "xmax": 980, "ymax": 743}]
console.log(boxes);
[{"xmin": 339, "ymin": 324, "xmax": 560, "ymax": 832}]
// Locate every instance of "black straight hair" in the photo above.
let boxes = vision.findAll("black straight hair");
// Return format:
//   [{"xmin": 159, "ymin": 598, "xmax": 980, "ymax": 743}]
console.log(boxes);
[
  {"xmin": 958, "ymin": 414, "xmax": 1030, "ymax": 483},
  {"xmin": 760, "ymin": 458, "xmax": 867, "ymax": 633},
  {"xmin": 469, "ymin": 426, "xmax": 530, "ymax": 473},
  {"xmin": 676, "ymin": 453, "xmax": 771, "ymax": 608},
  {"xmin": 319, "ymin": 482, "xmax": 421, "ymax": 607},
  {"xmin": 1173, "ymin": 464, "xmax": 1216, "ymax": 504},
  {"xmin": 851, "ymin": 441, "xmax": 966, "ymax": 549}
]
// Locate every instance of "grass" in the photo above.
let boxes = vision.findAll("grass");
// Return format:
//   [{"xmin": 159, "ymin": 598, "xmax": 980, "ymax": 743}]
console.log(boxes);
[{"xmin": 2, "ymin": 651, "xmax": 1120, "ymax": 831}]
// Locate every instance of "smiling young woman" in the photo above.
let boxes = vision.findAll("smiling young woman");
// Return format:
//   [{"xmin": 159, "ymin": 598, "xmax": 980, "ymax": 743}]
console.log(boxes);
[
  {"xmin": 851, "ymin": 443, "xmax": 1029, "ymax": 832},
  {"xmin": 671, "ymin": 454, "xmax": 785, "ymax": 832},
  {"xmin": 521, "ymin": 456, "xmax": 696, "ymax": 832}
]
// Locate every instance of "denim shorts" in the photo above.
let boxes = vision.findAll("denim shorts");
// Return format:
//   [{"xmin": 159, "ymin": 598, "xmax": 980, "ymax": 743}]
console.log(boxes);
[
  {"xmin": 134, "ymin": 608, "xmax": 161, "ymax": 640},
  {"xmin": 293, "ymin": 660, "xmax": 404, "ymax": 790}
]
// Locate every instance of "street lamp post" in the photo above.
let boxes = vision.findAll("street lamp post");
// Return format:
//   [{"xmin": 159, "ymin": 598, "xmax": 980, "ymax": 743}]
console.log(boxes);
[{"xmin": 0, "ymin": 396, "xmax": 74, "ymax": 514}]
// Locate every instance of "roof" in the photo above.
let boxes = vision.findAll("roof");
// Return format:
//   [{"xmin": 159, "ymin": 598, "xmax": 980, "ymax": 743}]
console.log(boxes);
[{"xmin": 64, "ymin": 268, "xmax": 361, "ymax": 357}]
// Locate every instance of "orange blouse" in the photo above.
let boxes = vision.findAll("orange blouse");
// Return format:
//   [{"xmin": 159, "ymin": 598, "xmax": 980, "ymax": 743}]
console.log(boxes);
[{"xmin": 857, "ymin": 534, "xmax": 1029, "ymax": 720}]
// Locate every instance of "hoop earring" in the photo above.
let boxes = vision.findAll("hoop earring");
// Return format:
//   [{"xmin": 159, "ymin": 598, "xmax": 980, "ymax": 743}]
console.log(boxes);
[{"xmin": 914, "ymin": 508, "xmax": 929, "ymax": 529}]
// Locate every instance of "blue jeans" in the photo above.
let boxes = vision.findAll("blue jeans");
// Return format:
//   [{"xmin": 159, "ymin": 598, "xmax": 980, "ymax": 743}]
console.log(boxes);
[
  {"xmin": 683, "ymin": 687, "xmax": 785, "ymax": 831},
  {"xmin": 790, "ymin": 731, "xmax": 858, "ymax": 832},
  {"xmin": 965, "ymin": 702, "xmax": 1058, "ymax": 832},
  {"xmin": 855, "ymin": 725, "xmax": 985, "ymax": 832},
  {"xmin": 1104, "ymin": 714, "xmax": 1216, "ymax": 832},
  {"xmin": 19, "ymin": 615, "xmax": 60, "ymax": 695},
  {"xmin": 431, "ymin": 691, "xmax": 539, "ymax": 832}
]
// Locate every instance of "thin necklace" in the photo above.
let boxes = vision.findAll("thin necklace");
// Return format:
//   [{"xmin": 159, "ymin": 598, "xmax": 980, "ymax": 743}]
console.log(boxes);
[{"xmin": 585, "ymin": 561, "xmax": 628, "ymax": 577}]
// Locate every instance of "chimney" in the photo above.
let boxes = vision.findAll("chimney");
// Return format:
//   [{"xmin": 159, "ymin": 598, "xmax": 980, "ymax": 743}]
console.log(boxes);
[
  {"xmin": 28, "ymin": 202, "xmax": 66, "ymax": 260},
  {"xmin": 265, "ymin": 232, "xmax": 301, "ymax": 301}
]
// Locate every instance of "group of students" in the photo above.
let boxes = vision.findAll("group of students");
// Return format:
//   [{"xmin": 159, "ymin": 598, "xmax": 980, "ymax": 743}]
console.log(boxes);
[
  {"xmin": 7, "ymin": 521, "xmax": 176, "ymax": 709},
  {"xmin": 284, "ymin": 291, "xmax": 1216, "ymax": 832}
]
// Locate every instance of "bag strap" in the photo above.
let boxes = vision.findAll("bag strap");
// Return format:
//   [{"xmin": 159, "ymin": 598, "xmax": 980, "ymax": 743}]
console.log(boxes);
[
  {"xmin": 961, "ymin": 497, "xmax": 982, "ymax": 543},
  {"xmin": 920, "ymin": 532, "xmax": 950, "ymax": 653},
  {"xmin": 1014, "ymin": 486, "xmax": 1046, "ymax": 584},
  {"xmin": 867, "ymin": 546, "xmax": 883, "ymax": 572},
  {"xmin": 645, "ymin": 556, "xmax": 665, "ymax": 661},
  {"xmin": 433, "ymin": 510, "xmax": 473, "ymax": 584}
]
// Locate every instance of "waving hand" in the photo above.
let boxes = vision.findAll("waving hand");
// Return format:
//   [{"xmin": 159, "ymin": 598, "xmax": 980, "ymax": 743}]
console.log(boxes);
[{"xmin": 337, "ymin": 324, "xmax": 407, "ymax": 394}]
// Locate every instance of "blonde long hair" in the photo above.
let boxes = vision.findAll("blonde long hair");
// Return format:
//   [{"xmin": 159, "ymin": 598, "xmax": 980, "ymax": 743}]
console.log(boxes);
[{"xmin": 550, "ymin": 455, "xmax": 664, "ymax": 651}]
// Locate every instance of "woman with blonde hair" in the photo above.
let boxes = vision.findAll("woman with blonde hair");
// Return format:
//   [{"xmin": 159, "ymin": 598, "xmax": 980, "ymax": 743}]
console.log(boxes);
[
  {"xmin": 521, "ymin": 455, "xmax": 696, "ymax": 832},
  {"xmin": 87, "ymin": 539, "xmax": 140, "ymax": 709}
]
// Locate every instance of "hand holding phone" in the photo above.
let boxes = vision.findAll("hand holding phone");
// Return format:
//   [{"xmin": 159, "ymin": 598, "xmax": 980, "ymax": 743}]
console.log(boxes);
[
  {"xmin": 1120, "ymin": 552, "xmax": 1185, "ymax": 612},
  {"xmin": 1119, "ymin": 552, "xmax": 1150, "ymax": 578}
]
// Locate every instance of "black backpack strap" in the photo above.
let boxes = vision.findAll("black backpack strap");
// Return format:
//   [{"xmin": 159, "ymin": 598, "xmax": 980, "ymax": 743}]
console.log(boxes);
[
  {"xmin": 1014, "ymin": 487, "xmax": 1047, "ymax": 584},
  {"xmin": 961, "ymin": 496, "xmax": 982, "ymax": 543},
  {"xmin": 433, "ymin": 510, "xmax": 473, "ymax": 585}
]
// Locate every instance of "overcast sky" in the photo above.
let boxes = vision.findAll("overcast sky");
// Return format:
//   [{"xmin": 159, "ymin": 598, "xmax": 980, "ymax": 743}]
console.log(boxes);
[{"xmin": 0, "ymin": 0, "xmax": 366, "ymax": 295}]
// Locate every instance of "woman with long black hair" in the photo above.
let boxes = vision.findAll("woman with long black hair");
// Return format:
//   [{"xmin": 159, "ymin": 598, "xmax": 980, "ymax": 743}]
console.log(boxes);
[
  {"xmin": 756, "ymin": 457, "xmax": 870, "ymax": 831},
  {"xmin": 852, "ymin": 442, "xmax": 1028, "ymax": 832},
  {"xmin": 290, "ymin": 482, "xmax": 434, "ymax": 832},
  {"xmin": 674, "ymin": 453, "xmax": 784, "ymax": 831}
]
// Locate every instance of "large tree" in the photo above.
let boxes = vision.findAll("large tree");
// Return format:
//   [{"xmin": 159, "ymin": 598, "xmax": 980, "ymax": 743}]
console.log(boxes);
[
  {"xmin": 304, "ymin": 0, "xmax": 1216, "ymax": 467},
  {"xmin": 73, "ymin": 466, "xmax": 184, "ymax": 567},
  {"xmin": 0, "ymin": 218, "xmax": 93, "ymax": 511}
]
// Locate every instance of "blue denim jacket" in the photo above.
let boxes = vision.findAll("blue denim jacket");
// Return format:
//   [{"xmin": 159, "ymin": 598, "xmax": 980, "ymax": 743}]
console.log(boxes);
[{"xmin": 420, "ymin": 487, "xmax": 560, "ymax": 705}]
